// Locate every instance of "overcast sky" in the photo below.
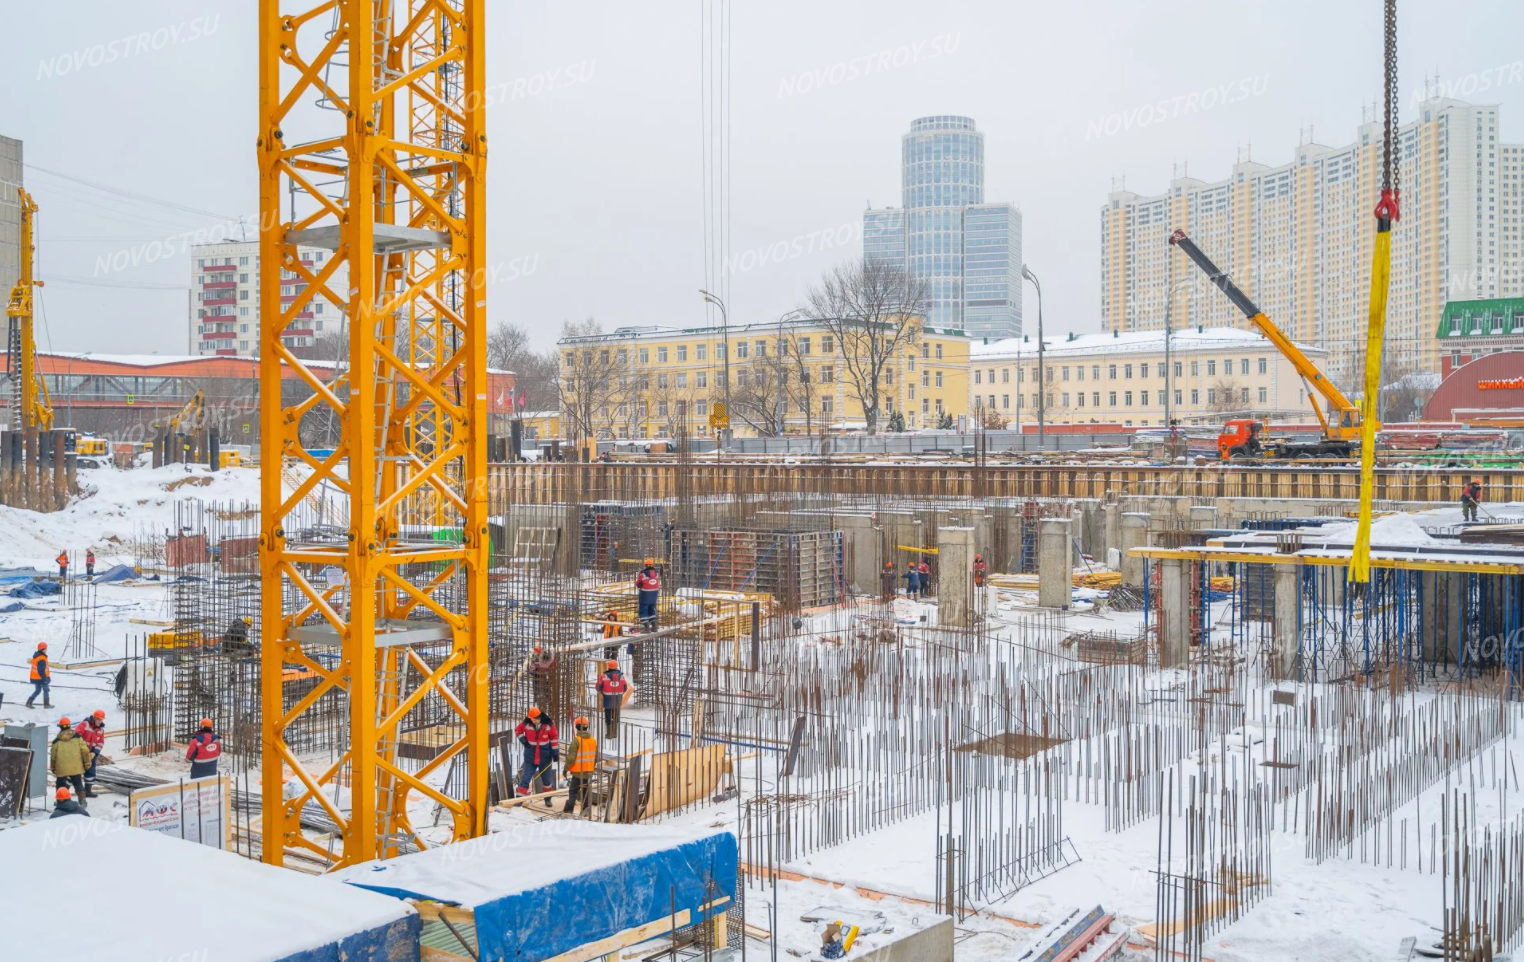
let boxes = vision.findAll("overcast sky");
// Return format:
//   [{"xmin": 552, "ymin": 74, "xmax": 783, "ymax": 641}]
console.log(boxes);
[{"xmin": 3, "ymin": 0, "xmax": 1523, "ymax": 356}]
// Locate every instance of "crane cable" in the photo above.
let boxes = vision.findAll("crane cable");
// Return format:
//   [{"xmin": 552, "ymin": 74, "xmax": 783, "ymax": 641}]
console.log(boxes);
[{"xmin": 1351, "ymin": 0, "xmax": 1400, "ymax": 584}]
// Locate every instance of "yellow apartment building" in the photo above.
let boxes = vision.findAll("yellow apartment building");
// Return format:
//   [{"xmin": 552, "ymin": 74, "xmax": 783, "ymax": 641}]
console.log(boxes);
[
  {"xmin": 557, "ymin": 317, "xmax": 970, "ymax": 440},
  {"xmin": 969, "ymin": 328, "xmax": 1331, "ymax": 428}
]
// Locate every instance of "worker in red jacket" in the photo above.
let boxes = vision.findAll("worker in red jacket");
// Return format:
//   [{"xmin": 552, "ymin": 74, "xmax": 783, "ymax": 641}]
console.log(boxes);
[
  {"xmin": 596, "ymin": 660, "xmax": 629, "ymax": 739},
  {"xmin": 514, "ymin": 706, "xmax": 559, "ymax": 799},
  {"xmin": 85, "ymin": 549, "xmax": 96, "ymax": 579},
  {"xmin": 74, "ymin": 710, "xmax": 107, "ymax": 797},
  {"xmin": 635, "ymin": 559, "xmax": 661, "ymax": 631},
  {"xmin": 973, "ymin": 554, "xmax": 987, "ymax": 588},
  {"xmin": 917, "ymin": 558, "xmax": 933, "ymax": 597},
  {"xmin": 185, "ymin": 718, "xmax": 221, "ymax": 779}
]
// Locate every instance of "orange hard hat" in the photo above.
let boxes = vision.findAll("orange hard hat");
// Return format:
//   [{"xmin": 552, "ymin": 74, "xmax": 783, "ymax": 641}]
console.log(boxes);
[
  {"xmin": 199, "ymin": 717, "xmax": 213, "ymax": 729},
  {"xmin": 56, "ymin": 786, "xmax": 71, "ymax": 801},
  {"xmin": 92, "ymin": 710, "xmax": 105, "ymax": 721},
  {"xmin": 606, "ymin": 659, "xmax": 619, "ymax": 669},
  {"xmin": 58, "ymin": 716, "xmax": 71, "ymax": 727},
  {"xmin": 527, "ymin": 706, "xmax": 541, "ymax": 718},
  {"xmin": 643, "ymin": 558, "xmax": 655, "ymax": 566},
  {"xmin": 37, "ymin": 642, "xmax": 47, "ymax": 651},
  {"xmin": 885, "ymin": 561, "xmax": 893, "ymax": 568},
  {"xmin": 575, "ymin": 716, "xmax": 590, "ymax": 727},
  {"xmin": 533, "ymin": 646, "xmax": 543, "ymax": 652}
]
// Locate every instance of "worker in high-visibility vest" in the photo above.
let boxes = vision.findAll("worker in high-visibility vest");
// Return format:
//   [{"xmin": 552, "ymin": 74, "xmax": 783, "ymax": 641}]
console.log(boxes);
[
  {"xmin": 56, "ymin": 550, "xmax": 69, "ymax": 579},
  {"xmin": 563, "ymin": 717, "xmax": 598, "ymax": 814},
  {"xmin": 600, "ymin": 609, "xmax": 624, "ymax": 660},
  {"xmin": 25, "ymin": 642, "xmax": 51, "ymax": 709},
  {"xmin": 973, "ymin": 554, "xmax": 987, "ymax": 588}
]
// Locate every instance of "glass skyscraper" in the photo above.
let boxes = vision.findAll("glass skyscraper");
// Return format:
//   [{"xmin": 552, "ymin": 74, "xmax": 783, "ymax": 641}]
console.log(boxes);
[{"xmin": 863, "ymin": 116, "xmax": 1022, "ymax": 339}]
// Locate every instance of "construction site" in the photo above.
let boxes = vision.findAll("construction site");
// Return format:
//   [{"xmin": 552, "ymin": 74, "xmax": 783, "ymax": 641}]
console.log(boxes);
[{"xmin": 0, "ymin": 3, "xmax": 1522, "ymax": 962}]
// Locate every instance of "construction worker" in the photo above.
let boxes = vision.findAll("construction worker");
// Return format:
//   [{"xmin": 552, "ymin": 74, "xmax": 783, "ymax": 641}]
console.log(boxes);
[
  {"xmin": 636, "ymin": 558, "xmax": 661, "ymax": 631},
  {"xmin": 50, "ymin": 717, "xmax": 91, "ymax": 802},
  {"xmin": 50, "ymin": 785, "xmax": 87, "ymax": 819},
  {"xmin": 514, "ymin": 706, "xmax": 559, "ymax": 800},
  {"xmin": 902, "ymin": 559, "xmax": 920, "ymax": 600},
  {"xmin": 1461, "ymin": 479, "xmax": 1484, "ymax": 523},
  {"xmin": 563, "ymin": 716, "xmax": 598, "ymax": 814},
  {"xmin": 185, "ymin": 718, "xmax": 221, "ymax": 779},
  {"xmin": 223, "ymin": 616, "xmax": 255, "ymax": 656},
  {"xmin": 917, "ymin": 557, "xmax": 933, "ymax": 597},
  {"xmin": 880, "ymin": 561, "xmax": 897, "ymax": 602},
  {"xmin": 74, "ymin": 710, "xmax": 107, "ymax": 798},
  {"xmin": 529, "ymin": 646, "xmax": 559, "ymax": 719},
  {"xmin": 25, "ymin": 642, "xmax": 50, "ymax": 709},
  {"xmin": 55, "ymin": 550, "xmax": 68, "ymax": 579},
  {"xmin": 596, "ymin": 660, "xmax": 629, "ymax": 739},
  {"xmin": 85, "ymin": 549, "xmax": 96, "ymax": 579},
  {"xmin": 600, "ymin": 608, "xmax": 624, "ymax": 660},
  {"xmin": 973, "ymin": 554, "xmax": 987, "ymax": 588}
]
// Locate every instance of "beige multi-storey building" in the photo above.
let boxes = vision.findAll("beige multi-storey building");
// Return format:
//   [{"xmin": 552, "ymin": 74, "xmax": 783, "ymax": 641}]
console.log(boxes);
[
  {"xmin": 969, "ymin": 328, "xmax": 1329, "ymax": 429},
  {"xmin": 557, "ymin": 317, "xmax": 970, "ymax": 440},
  {"xmin": 1101, "ymin": 97, "xmax": 1523, "ymax": 381}
]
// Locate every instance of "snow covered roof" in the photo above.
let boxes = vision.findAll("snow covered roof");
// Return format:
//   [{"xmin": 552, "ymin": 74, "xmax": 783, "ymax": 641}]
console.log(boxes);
[{"xmin": 971, "ymin": 327, "xmax": 1325, "ymax": 361}]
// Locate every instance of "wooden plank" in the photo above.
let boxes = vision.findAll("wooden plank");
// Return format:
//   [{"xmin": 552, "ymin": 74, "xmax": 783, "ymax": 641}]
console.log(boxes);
[
  {"xmin": 643, "ymin": 744, "xmax": 725, "ymax": 818},
  {"xmin": 535, "ymin": 897, "xmax": 731, "ymax": 962}
]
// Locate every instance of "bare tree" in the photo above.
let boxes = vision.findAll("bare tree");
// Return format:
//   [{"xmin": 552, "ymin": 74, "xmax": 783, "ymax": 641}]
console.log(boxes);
[
  {"xmin": 1378, "ymin": 363, "xmax": 1438, "ymax": 423},
  {"xmin": 488, "ymin": 321, "xmax": 560, "ymax": 411},
  {"xmin": 727, "ymin": 356, "xmax": 787, "ymax": 437},
  {"xmin": 805, "ymin": 259, "xmax": 929, "ymax": 434},
  {"xmin": 1209, "ymin": 377, "xmax": 1245, "ymax": 414},
  {"xmin": 974, "ymin": 403, "xmax": 1009, "ymax": 430},
  {"xmin": 559, "ymin": 335, "xmax": 628, "ymax": 443},
  {"xmin": 782, "ymin": 331, "xmax": 822, "ymax": 436}
]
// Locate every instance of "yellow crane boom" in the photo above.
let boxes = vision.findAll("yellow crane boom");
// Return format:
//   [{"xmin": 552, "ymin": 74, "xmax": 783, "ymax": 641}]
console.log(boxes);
[
  {"xmin": 5, "ymin": 187, "xmax": 54, "ymax": 433},
  {"xmin": 1168, "ymin": 228, "xmax": 1366, "ymax": 443}
]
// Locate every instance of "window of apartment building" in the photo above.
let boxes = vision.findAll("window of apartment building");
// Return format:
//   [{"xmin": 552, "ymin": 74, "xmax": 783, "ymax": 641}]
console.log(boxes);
[
  {"xmin": 974, "ymin": 370, "xmax": 981, "ymax": 385},
  {"xmin": 697, "ymin": 371, "xmax": 707, "ymax": 388},
  {"xmin": 1124, "ymin": 391, "xmax": 1133, "ymax": 406},
  {"xmin": 239, "ymin": 307, "xmax": 248, "ymax": 316},
  {"xmin": 1174, "ymin": 390, "xmax": 1182, "ymax": 405},
  {"xmin": 1062, "ymin": 392, "xmax": 1070, "ymax": 406},
  {"xmin": 657, "ymin": 401, "xmax": 668, "ymax": 416},
  {"xmin": 599, "ymin": 349, "xmax": 610, "ymax": 365},
  {"xmin": 1174, "ymin": 362, "xmax": 1182, "ymax": 378},
  {"xmin": 239, "ymin": 273, "xmax": 249, "ymax": 283},
  {"xmin": 637, "ymin": 375, "xmax": 649, "ymax": 390},
  {"xmin": 1191, "ymin": 361, "xmax": 1199, "ymax": 376},
  {"xmin": 657, "ymin": 373, "xmax": 669, "ymax": 389},
  {"xmin": 639, "ymin": 348, "xmax": 649, "ymax": 363},
  {"xmin": 239, "ymin": 341, "xmax": 249, "ymax": 351},
  {"xmin": 676, "ymin": 400, "xmax": 688, "ymax": 416},
  {"xmin": 1092, "ymin": 392, "xmax": 1100, "ymax": 406},
  {"xmin": 1191, "ymin": 389, "xmax": 1200, "ymax": 405},
  {"xmin": 1001, "ymin": 394, "xmax": 1010, "ymax": 409},
  {"xmin": 1091, "ymin": 365, "xmax": 1100, "ymax": 380},
  {"xmin": 1109, "ymin": 364, "xmax": 1117, "ymax": 379},
  {"xmin": 1077, "ymin": 392, "xmax": 1086, "ymax": 407},
  {"xmin": 1124, "ymin": 364, "xmax": 1133, "ymax": 379},
  {"xmin": 240, "ymin": 290, "xmax": 249, "ymax": 300},
  {"xmin": 657, "ymin": 347, "xmax": 668, "ymax": 363},
  {"xmin": 565, "ymin": 351, "xmax": 576, "ymax": 367},
  {"xmin": 908, "ymin": 356, "xmax": 916, "ymax": 371},
  {"xmin": 821, "ymin": 336, "xmax": 833, "ymax": 353},
  {"xmin": 618, "ymin": 348, "xmax": 629, "ymax": 363},
  {"xmin": 735, "ymin": 370, "xmax": 748, "ymax": 388},
  {"xmin": 884, "ymin": 369, "xmax": 893, "ymax": 385},
  {"xmin": 1240, "ymin": 387, "xmax": 1250, "ymax": 403},
  {"xmin": 676, "ymin": 346, "xmax": 687, "ymax": 362},
  {"xmin": 798, "ymin": 337, "xmax": 810, "ymax": 355},
  {"xmin": 922, "ymin": 398, "xmax": 930, "ymax": 413},
  {"xmin": 922, "ymin": 371, "xmax": 930, "ymax": 387},
  {"xmin": 735, "ymin": 342, "xmax": 748, "ymax": 359},
  {"xmin": 1062, "ymin": 367, "xmax": 1070, "ymax": 381},
  {"xmin": 1075, "ymin": 366, "xmax": 1085, "ymax": 382},
  {"xmin": 821, "ymin": 366, "xmax": 834, "ymax": 383},
  {"xmin": 935, "ymin": 344, "xmax": 944, "ymax": 360},
  {"xmin": 716, "ymin": 344, "xmax": 726, "ymax": 360},
  {"xmin": 934, "ymin": 371, "xmax": 943, "ymax": 388},
  {"xmin": 1156, "ymin": 363, "xmax": 1165, "ymax": 378},
  {"xmin": 921, "ymin": 343, "xmax": 930, "ymax": 358},
  {"xmin": 1257, "ymin": 357, "xmax": 1267, "ymax": 375},
  {"xmin": 821, "ymin": 397, "xmax": 833, "ymax": 414},
  {"xmin": 696, "ymin": 400, "xmax": 707, "ymax": 415},
  {"xmin": 695, "ymin": 344, "xmax": 705, "ymax": 361},
  {"xmin": 240, "ymin": 324, "xmax": 249, "ymax": 333},
  {"xmin": 197, "ymin": 259, "xmax": 205, "ymax": 268},
  {"xmin": 909, "ymin": 385, "xmax": 916, "ymax": 400},
  {"xmin": 1240, "ymin": 359, "xmax": 1249, "ymax": 375},
  {"xmin": 1207, "ymin": 360, "xmax": 1216, "ymax": 376},
  {"xmin": 1207, "ymin": 388, "xmax": 1217, "ymax": 405},
  {"xmin": 676, "ymin": 373, "xmax": 687, "ymax": 388},
  {"xmin": 756, "ymin": 341, "xmax": 767, "ymax": 357},
  {"xmin": 1258, "ymin": 387, "xmax": 1268, "ymax": 403},
  {"xmin": 1001, "ymin": 368, "xmax": 1010, "ymax": 383},
  {"xmin": 1108, "ymin": 392, "xmax": 1117, "ymax": 406},
  {"xmin": 239, "ymin": 256, "xmax": 248, "ymax": 266}
]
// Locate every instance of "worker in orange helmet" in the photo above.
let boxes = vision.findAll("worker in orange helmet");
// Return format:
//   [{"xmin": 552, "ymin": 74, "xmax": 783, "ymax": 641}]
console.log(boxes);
[
  {"xmin": 74, "ymin": 710, "xmax": 108, "ymax": 798},
  {"xmin": 880, "ymin": 561, "xmax": 897, "ymax": 602},
  {"xmin": 186, "ymin": 717, "xmax": 222, "ymax": 779},
  {"xmin": 25, "ymin": 641, "xmax": 50, "ymax": 709},
  {"xmin": 51, "ymin": 716, "xmax": 92, "ymax": 803},
  {"xmin": 55, "ymin": 550, "xmax": 69, "ymax": 580},
  {"xmin": 1461, "ymin": 478, "xmax": 1483, "ymax": 522},
  {"xmin": 563, "ymin": 716, "xmax": 598, "ymax": 814},
  {"xmin": 973, "ymin": 554, "xmax": 987, "ymax": 588},
  {"xmin": 50, "ymin": 785, "xmax": 88, "ymax": 819},
  {"xmin": 635, "ymin": 558, "xmax": 661, "ymax": 632},
  {"xmin": 596, "ymin": 659, "xmax": 629, "ymax": 739},
  {"xmin": 514, "ymin": 705, "xmax": 559, "ymax": 801}
]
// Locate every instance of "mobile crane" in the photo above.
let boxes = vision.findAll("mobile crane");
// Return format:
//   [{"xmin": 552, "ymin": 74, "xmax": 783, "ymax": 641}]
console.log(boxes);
[{"xmin": 1168, "ymin": 228, "xmax": 1367, "ymax": 460}]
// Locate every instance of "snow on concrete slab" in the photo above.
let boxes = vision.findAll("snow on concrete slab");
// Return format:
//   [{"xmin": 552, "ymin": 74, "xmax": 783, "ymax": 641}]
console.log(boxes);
[{"xmin": 0, "ymin": 818, "xmax": 415, "ymax": 962}]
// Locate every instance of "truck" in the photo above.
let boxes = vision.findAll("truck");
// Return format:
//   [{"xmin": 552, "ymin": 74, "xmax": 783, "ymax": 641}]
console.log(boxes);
[{"xmin": 1169, "ymin": 229, "xmax": 1368, "ymax": 461}]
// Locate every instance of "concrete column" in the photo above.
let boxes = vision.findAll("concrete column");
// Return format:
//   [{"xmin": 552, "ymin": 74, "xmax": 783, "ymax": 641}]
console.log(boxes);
[
  {"xmin": 936, "ymin": 526, "xmax": 975, "ymax": 627},
  {"xmin": 837, "ymin": 513, "xmax": 880, "ymax": 596},
  {"xmin": 1038, "ymin": 518, "xmax": 1073, "ymax": 609},
  {"xmin": 1120, "ymin": 512, "xmax": 1150, "ymax": 587},
  {"xmin": 1159, "ymin": 557, "xmax": 1192, "ymax": 668},
  {"xmin": 1271, "ymin": 563, "xmax": 1300, "ymax": 678},
  {"xmin": 1189, "ymin": 504, "xmax": 1217, "ymax": 530},
  {"xmin": 1102, "ymin": 502, "xmax": 1121, "ymax": 568}
]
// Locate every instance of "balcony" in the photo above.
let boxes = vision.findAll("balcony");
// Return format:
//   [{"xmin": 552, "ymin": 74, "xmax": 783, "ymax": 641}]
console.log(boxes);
[
  {"xmin": 202, "ymin": 297, "xmax": 236, "ymax": 307},
  {"xmin": 202, "ymin": 280, "xmax": 237, "ymax": 290},
  {"xmin": 202, "ymin": 331, "xmax": 236, "ymax": 341},
  {"xmin": 202, "ymin": 263, "xmax": 236, "ymax": 272}
]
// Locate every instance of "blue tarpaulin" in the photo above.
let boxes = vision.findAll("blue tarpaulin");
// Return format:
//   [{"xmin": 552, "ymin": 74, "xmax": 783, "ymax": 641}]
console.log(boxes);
[
  {"xmin": 9, "ymin": 580, "xmax": 60, "ymax": 599},
  {"xmin": 333, "ymin": 823, "xmax": 738, "ymax": 962},
  {"xmin": 91, "ymin": 564, "xmax": 138, "ymax": 584},
  {"xmin": 0, "ymin": 567, "xmax": 48, "ymax": 584},
  {"xmin": 0, "ymin": 600, "xmax": 24, "ymax": 613}
]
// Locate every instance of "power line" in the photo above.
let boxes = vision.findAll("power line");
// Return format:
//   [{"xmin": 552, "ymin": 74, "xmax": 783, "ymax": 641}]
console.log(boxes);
[
  {"xmin": 25, "ymin": 162, "xmax": 244, "ymax": 223},
  {"xmin": 44, "ymin": 273, "xmax": 190, "ymax": 291}
]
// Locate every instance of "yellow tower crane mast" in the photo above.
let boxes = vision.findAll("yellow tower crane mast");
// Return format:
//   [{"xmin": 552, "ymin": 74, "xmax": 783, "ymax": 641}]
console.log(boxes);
[
  {"xmin": 5, "ymin": 188, "xmax": 54, "ymax": 433},
  {"xmin": 257, "ymin": 0, "xmax": 489, "ymax": 870}
]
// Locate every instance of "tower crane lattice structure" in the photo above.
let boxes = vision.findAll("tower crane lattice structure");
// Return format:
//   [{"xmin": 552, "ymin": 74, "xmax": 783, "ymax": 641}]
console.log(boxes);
[{"xmin": 257, "ymin": 0, "xmax": 489, "ymax": 870}]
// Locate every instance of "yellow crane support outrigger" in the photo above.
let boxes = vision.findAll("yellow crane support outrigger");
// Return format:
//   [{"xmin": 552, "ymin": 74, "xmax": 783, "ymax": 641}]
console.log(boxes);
[{"xmin": 5, "ymin": 187, "xmax": 54, "ymax": 433}]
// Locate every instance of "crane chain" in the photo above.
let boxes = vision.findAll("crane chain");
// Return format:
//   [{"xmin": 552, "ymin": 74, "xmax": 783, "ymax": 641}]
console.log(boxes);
[{"xmin": 1383, "ymin": 0, "xmax": 1398, "ymax": 195}]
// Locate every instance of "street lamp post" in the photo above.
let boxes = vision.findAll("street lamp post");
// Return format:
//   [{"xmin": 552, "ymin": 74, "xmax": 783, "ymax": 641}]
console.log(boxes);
[
  {"xmin": 1163, "ymin": 278, "xmax": 1193, "ymax": 444},
  {"xmin": 1020, "ymin": 265, "xmax": 1044, "ymax": 446},
  {"xmin": 699, "ymin": 289, "xmax": 730, "ymax": 447},
  {"xmin": 774, "ymin": 307, "xmax": 806, "ymax": 435}
]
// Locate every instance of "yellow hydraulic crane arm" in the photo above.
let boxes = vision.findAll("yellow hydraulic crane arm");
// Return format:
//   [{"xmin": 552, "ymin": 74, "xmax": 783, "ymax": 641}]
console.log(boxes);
[
  {"xmin": 1168, "ymin": 229, "xmax": 1365, "ymax": 442},
  {"xmin": 166, "ymin": 390, "xmax": 206, "ymax": 434},
  {"xmin": 5, "ymin": 188, "xmax": 53, "ymax": 433}
]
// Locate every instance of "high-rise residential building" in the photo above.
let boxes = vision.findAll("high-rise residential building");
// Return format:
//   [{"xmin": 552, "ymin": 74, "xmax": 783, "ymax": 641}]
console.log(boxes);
[
  {"xmin": 190, "ymin": 240, "xmax": 348, "ymax": 357},
  {"xmin": 0, "ymin": 135, "xmax": 22, "ymax": 302},
  {"xmin": 863, "ymin": 116, "xmax": 1023, "ymax": 340},
  {"xmin": 1101, "ymin": 96, "xmax": 1523, "ymax": 380}
]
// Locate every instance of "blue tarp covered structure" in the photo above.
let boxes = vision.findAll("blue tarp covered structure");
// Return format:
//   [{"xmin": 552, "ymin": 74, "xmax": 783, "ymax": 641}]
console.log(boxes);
[
  {"xmin": 9, "ymin": 580, "xmax": 60, "ymax": 599},
  {"xmin": 334, "ymin": 822, "xmax": 739, "ymax": 962},
  {"xmin": 0, "ymin": 567, "xmax": 48, "ymax": 584},
  {"xmin": 91, "ymin": 563, "xmax": 138, "ymax": 584},
  {"xmin": 0, "ymin": 600, "xmax": 24, "ymax": 613}
]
